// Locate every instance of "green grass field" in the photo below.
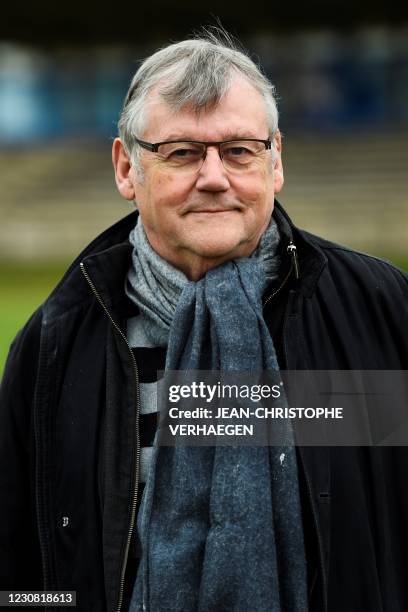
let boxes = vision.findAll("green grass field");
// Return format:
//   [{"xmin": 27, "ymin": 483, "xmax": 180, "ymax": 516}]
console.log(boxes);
[{"xmin": 1, "ymin": 256, "xmax": 407, "ymax": 377}]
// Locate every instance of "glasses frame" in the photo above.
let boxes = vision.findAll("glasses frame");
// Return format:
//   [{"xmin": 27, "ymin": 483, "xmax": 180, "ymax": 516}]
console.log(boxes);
[{"xmin": 134, "ymin": 137, "xmax": 272, "ymax": 160}]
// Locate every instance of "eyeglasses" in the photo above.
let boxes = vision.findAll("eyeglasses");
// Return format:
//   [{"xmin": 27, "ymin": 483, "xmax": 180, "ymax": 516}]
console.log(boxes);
[{"xmin": 134, "ymin": 137, "xmax": 272, "ymax": 173}]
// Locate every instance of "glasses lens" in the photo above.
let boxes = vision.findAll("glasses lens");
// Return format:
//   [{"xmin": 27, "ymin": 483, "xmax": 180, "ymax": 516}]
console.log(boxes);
[
  {"xmin": 157, "ymin": 142, "xmax": 205, "ymax": 168},
  {"xmin": 220, "ymin": 140, "xmax": 266, "ymax": 170},
  {"xmin": 155, "ymin": 140, "xmax": 268, "ymax": 173}
]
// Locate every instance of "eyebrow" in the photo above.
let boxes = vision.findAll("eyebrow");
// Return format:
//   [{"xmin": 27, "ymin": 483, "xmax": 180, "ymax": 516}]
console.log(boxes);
[
  {"xmin": 159, "ymin": 131, "xmax": 262, "ymax": 142},
  {"xmin": 156, "ymin": 130, "xmax": 262, "ymax": 142}
]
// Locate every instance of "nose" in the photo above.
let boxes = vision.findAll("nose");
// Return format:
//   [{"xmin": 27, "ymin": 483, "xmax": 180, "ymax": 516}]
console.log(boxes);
[{"xmin": 195, "ymin": 146, "xmax": 230, "ymax": 192}]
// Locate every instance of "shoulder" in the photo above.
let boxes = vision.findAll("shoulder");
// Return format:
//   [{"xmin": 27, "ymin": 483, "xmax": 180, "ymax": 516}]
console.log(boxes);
[
  {"xmin": 3, "ymin": 306, "xmax": 43, "ymax": 374},
  {"xmin": 0, "ymin": 307, "xmax": 43, "ymax": 421},
  {"xmin": 299, "ymin": 229, "xmax": 408, "ymax": 299}
]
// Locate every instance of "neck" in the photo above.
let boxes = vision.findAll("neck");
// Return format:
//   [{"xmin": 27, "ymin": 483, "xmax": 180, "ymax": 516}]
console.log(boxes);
[
  {"xmin": 166, "ymin": 254, "xmax": 239, "ymax": 281},
  {"xmin": 144, "ymin": 233, "xmax": 263, "ymax": 281}
]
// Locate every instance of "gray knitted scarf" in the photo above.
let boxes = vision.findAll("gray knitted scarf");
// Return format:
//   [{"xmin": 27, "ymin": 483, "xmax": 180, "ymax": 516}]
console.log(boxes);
[
  {"xmin": 126, "ymin": 218, "xmax": 283, "ymax": 348},
  {"xmin": 126, "ymin": 217, "xmax": 308, "ymax": 612}
]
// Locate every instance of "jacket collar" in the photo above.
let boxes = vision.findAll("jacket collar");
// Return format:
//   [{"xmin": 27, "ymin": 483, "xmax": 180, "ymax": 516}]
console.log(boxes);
[
  {"xmin": 44, "ymin": 201, "xmax": 327, "ymax": 322},
  {"xmin": 44, "ymin": 212, "xmax": 136, "ymax": 321},
  {"xmin": 273, "ymin": 201, "xmax": 327, "ymax": 298}
]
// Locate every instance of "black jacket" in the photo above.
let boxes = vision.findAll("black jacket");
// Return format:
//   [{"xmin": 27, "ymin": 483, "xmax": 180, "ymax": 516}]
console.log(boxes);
[{"xmin": 1, "ymin": 202, "xmax": 407, "ymax": 612}]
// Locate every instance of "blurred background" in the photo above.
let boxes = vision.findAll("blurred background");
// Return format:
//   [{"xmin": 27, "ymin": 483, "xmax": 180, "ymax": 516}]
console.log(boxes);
[{"xmin": 1, "ymin": 2, "xmax": 407, "ymax": 372}]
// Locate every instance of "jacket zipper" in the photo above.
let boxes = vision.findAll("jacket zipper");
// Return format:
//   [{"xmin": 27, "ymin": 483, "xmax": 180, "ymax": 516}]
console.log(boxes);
[
  {"xmin": 80, "ymin": 262, "xmax": 141, "ymax": 612},
  {"xmin": 262, "ymin": 241, "xmax": 299, "ymax": 307},
  {"xmin": 287, "ymin": 241, "xmax": 300, "ymax": 279},
  {"xmin": 282, "ymin": 290, "xmax": 329, "ymax": 612},
  {"xmin": 264, "ymin": 244, "xmax": 328, "ymax": 608}
]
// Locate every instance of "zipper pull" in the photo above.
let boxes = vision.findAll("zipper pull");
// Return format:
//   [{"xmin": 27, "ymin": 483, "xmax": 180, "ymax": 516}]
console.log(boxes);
[{"xmin": 287, "ymin": 242, "xmax": 300, "ymax": 279}]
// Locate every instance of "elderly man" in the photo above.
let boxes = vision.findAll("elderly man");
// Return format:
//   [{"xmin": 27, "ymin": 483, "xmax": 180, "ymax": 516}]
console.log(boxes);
[{"xmin": 1, "ymin": 31, "xmax": 407, "ymax": 612}]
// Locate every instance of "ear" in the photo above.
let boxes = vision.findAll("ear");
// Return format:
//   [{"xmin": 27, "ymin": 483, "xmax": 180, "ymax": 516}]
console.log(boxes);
[
  {"xmin": 112, "ymin": 138, "xmax": 136, "ymax": 201},
  {"xmin": 272, "ymin": 129, "xmax": 284, "ymax": 193}
]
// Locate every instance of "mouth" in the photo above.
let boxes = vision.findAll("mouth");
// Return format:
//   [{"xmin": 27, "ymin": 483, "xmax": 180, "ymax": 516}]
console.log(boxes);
[{"xmin": 190, "ymin": 208, "xmax": 238, "ymax": 214}]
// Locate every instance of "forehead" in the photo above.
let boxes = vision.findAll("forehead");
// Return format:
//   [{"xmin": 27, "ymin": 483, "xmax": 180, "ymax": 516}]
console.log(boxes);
[{"xmin": 143, "ymin": 76, "xmax": 269, "ymax": 141}]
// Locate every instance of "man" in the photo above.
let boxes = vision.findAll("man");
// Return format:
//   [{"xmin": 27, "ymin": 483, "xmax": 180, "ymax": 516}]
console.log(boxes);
[{"xmin": 1, "ymin": 30, "xmax": 407, "ymax": 612}]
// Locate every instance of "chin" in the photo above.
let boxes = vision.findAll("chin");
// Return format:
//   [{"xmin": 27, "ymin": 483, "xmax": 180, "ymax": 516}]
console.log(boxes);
[
  {"xmin": 189, "ymin": 239, "xmax": 248, "ymax": 261},
  {"xmin": 190, "ymin": 225, "xmax": 258, "ymax": 258}
]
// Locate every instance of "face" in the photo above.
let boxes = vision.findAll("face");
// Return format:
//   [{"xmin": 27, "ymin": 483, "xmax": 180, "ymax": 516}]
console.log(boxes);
[{"xmin": 113, "ymin": 76, "xmax": 284, "ymax": 280}]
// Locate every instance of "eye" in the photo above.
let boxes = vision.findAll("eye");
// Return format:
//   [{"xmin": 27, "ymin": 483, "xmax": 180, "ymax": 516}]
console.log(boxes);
[
  {"xmin": 170, "ymin": 147, "xmax": 201, "ymax": 159},
  {"xmin": 222, "ymin": 144, "xmax": 255, "ymax": 165},
  {"xmin": 225, "ymin": 146, "xmax": 251, "ymax": 157},
  {"xmin": 158, "ymin": 143, "xmax": 203, "ymax": 163}
]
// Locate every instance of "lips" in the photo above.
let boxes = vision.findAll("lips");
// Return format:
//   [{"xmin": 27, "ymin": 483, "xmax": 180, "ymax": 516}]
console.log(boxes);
[
  {"xmin": 190, "ymin": 207, "xmax": 239, "ymax": 214},
  {"xmin": 182, "ymin": 202, "xmax": 243, "ymax": 215},
  {"xmin": 193, "ymin": 209, "xmax": 231, "ymax": 213}
]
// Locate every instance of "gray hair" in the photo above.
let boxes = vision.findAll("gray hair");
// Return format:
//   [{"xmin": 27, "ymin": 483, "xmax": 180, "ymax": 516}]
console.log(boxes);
[{"xmin": 118, "ymin": 29, "xmax": 279, "ymax": 170}]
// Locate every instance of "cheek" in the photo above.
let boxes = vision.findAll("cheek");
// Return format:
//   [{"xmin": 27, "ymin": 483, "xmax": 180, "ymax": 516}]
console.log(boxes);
[
  {"xmin": 148, "ymin": 172, "xmax": 192, "ymax": 211},
  {"xmin": 234, "ymin": 174, "xmax": 272, "ymax": 209}
]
